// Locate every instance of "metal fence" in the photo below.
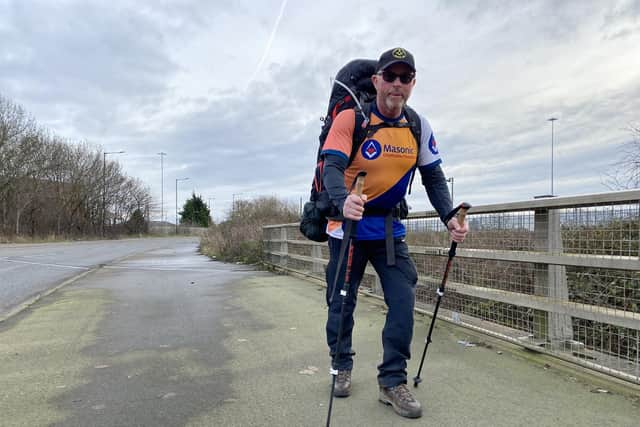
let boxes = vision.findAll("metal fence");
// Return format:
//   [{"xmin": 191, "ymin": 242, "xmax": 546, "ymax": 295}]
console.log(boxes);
[{"xmin": 262, "ymin": 190, "xmax": 640, "ymax": 385}]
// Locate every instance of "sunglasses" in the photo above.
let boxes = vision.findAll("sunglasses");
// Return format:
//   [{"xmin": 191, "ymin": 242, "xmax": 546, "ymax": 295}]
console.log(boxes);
[{"xmin": 378, "ymin": 70, "xmax": 415, "ymax": 84}]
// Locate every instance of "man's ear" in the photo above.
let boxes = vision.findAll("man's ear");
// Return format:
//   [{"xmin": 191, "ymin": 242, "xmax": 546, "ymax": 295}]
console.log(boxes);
[{"xmin": 371, "ymin": 73, "xmax": 380, "ymax": 88}]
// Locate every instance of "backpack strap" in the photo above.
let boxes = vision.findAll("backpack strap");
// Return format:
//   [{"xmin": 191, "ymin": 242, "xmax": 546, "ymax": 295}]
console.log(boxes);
[
  {"xmin": 402, "ymin": 105, "xmax": 422, "ymax": 195},
  {"xmin": 350, "ymin": 103, "xmax": 422, "ymax": 159},
  {"xmin": 349, "ymin": 102, "xmax": 373, "ymax": 165},
  {"xmin": 403, "ymin": 105, "xmax": 422, "ymax": 143}
]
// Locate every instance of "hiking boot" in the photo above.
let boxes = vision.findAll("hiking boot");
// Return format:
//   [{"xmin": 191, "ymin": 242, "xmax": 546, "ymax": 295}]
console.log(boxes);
[
  {"xmin": 379, "ymin": 384, "xmax": 422, "ymax": 418},
  {"xmin": 333, "ymin": 370, "xmax": 352, "ymax": 397}
]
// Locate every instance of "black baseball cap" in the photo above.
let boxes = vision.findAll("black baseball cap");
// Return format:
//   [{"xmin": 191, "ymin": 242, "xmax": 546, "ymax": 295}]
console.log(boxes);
[{"xmin": 376, "ymin": 47, "xmax": 416, "ymax": 72}]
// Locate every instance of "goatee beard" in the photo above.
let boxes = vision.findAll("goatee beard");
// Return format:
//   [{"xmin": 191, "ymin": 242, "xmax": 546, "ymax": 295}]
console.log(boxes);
[{"xmin": 384, "ymin": 96, "xmax": 405, "ymax": 113}]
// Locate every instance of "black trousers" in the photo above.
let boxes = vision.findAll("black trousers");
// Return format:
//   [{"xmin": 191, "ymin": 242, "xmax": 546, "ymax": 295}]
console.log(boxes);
[{"xmin": 325, "ymin": 236, "xmax": 418, "ymax": 387}]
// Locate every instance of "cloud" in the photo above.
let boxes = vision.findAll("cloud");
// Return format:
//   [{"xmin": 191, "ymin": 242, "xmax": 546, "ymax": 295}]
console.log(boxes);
[
  {"xmin": 1, "ymin": 0, "xmax": 639, "ymax": 221},
  {"xmin": 246, "ymin": 0, "xmax": 289, "ymax": 88}
]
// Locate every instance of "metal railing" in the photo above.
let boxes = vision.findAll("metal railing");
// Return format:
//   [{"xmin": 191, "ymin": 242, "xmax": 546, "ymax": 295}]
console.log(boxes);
[{"xmin": 262, "ymin": 190, "xmax": 640, "ymax": 385}]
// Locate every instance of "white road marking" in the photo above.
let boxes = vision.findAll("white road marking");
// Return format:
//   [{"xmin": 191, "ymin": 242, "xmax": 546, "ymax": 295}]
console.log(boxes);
[
  {"xmin": 0, "ymin": 257, "xmax": 88, "ymax": 270},
  {"xmin": 103, "ymin": 265, "xmax": 253, "ymax": 273}
]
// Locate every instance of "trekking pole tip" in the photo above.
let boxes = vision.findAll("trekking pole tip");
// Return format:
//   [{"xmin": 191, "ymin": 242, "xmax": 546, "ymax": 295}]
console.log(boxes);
[{"xmin": 413, "ymin": 376, "xmax": 422, "ymax": 387}]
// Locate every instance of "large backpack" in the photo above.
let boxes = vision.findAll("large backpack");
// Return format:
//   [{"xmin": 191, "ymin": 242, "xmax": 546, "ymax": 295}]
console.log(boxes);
[{"xmin": 299, "ymin": 59, "xmax": 422, "ymax": 242}]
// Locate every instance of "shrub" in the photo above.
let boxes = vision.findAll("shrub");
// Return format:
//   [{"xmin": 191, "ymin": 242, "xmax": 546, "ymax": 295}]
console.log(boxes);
[{"xmin": 200, "ymin": 196, "xmax": 299, "ymax": 263}]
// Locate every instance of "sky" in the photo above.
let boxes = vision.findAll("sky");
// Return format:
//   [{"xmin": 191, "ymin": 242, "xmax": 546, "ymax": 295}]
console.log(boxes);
[{"xmin": 1, "ymin": 0, "xmax": 639, "ymax": 223}]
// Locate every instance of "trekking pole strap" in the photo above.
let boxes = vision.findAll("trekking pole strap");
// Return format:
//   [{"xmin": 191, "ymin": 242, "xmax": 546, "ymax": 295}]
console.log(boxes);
[
  {"xmin": 384, "ymin": 213, "xmax": 395, "ymax": 266},
  {"xmin": 444, "ymin": 202, "xmax": 471, "ymax": 224}
]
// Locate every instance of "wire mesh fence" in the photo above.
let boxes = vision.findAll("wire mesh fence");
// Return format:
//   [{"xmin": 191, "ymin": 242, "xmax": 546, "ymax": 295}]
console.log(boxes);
[{"xmin": 263, "ymin": 190, "xmax": 640, "ymax": 384}]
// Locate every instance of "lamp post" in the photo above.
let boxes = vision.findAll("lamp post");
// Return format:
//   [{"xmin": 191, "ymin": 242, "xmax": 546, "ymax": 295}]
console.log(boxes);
[
  {"xmin": 446, "ymin": 177, "xmax": 454, "ymax": 203},
  {"xmin": 102, "ymin": 150, "xmax": 125, "ymax": 237},
  {"xmin": 548, "ymin": 117, "xmax": 558, "ymax": 196},
  {"xmin": 175, "ymin": 177, "xmax": 189, "ymax": 234},
  {"xmin": 158, "ymin": 152, "xmax": 166, "ymax": 223},
  {"xmin": 208, "ymin": 197, "xmax": 214, "ymax": 225}
]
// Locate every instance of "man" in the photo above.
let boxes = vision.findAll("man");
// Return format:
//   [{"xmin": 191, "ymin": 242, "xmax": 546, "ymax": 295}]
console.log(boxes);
[{"xmin": 321, "ymin": 47, "xmax": 468, "ymax": 419}]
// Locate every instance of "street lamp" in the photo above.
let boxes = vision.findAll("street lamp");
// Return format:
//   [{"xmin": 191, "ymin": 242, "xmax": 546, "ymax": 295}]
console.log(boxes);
[
  {"xmin": 102, "ymin": 150, "xmax": 125, "ymax": 237},
  {"xmin": 208, "ymin": 197, "xmax": 215, "ymax": 224},
  {"xmin": 158, "ymin": 152, "xmax": 166, "ymax": 223},
  {"xmin": 446, "ymin": 177, "xmax": 454, "ymax": 203},
  {"xmin": 175, "ymin": 177, "xmax": 189, "ymax": 234},
  {"xmin": 548, "ymin": 117, "xmax": 558, "ymax": 196}
]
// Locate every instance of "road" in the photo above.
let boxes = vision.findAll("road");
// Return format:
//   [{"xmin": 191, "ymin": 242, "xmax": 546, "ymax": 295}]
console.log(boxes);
[
  {"xmin": 0, "ymin": 238, "xmax": 256, "ymax": 426},
  {"xmin": 0, "ymin": 237, "xmax": 198, "ymax": 319}
]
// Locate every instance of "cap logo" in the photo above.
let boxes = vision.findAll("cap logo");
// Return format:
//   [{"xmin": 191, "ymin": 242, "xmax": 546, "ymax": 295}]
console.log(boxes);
[{"xmin": 392, "ymin": 48, "xmax": 407, "ymax": 59}]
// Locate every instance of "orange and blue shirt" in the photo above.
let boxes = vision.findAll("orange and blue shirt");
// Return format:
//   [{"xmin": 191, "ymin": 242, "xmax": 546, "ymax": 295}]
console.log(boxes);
[{"xmin": 321, "ymin": 104, "xmax": 442, "ymax": 240}]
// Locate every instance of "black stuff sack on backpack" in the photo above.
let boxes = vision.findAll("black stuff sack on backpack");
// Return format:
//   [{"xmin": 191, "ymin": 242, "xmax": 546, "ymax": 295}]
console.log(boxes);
[
  {"xmin": 299, "ymin": 59, "xmax": 377, "ymax": 242},
  {"xmin": 300, "ymin": 191, "xmax": 332, "ymax": 242}
]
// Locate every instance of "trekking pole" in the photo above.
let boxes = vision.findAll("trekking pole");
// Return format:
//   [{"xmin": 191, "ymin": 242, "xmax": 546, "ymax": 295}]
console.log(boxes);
[
  {"xmin": 326, "ymin": 171, "xmax": 366, "ymax": 427},
  {"xmin": 413, "ymin": 202, "xmax": 471, "ymax": 387}
]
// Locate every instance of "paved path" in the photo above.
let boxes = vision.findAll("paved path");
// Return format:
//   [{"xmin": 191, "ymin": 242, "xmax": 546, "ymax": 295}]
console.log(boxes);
[{"xmin": 0, "ymin": 240, "xmax": 639, "ymax": 426}]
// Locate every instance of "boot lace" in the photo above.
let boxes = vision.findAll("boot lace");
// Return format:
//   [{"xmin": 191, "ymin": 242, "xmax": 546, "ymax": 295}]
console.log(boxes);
[
  {"xmin": 337, "ymin": 370, "xmax": 350, "ymax": 382},
  {"xmin": 392, "ymin": 384, "xmax": 416, "ymax": 403}
]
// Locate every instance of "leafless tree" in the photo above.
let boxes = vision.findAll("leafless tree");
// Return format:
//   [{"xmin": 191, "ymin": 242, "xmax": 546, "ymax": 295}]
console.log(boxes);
[
  {"xmin": 604, "ymin": 125, "xmax": 640, "ymax": 190},
  {"xmin": 0, "ymin": 94, "xmax": 153, "ymax": 239}
]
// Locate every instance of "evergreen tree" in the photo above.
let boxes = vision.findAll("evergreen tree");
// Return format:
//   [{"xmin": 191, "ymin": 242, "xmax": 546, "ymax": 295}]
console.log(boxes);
[
  {"xmin": 179, "ymin": 193, "xmax": 211, "ymax": 227},
  {"xmin": 125, "ymin": 208, "xmax": 148, "ymax": 234}
]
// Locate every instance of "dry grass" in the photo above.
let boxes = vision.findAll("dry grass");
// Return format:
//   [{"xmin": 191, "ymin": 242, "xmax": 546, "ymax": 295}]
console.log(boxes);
[{"xmin": 200, "ymin": 196, "xmax": 299, "ymax": 263}]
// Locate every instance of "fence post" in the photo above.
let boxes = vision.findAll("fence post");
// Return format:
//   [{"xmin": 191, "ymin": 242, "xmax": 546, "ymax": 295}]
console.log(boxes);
[
  {"xmin": 312, "ymin": 243, "xmax": 323, "ymax": 275},
  {"xmin": 374, "ymin": 275, "xmax": 382, "ymax": 296},
  {"xmin": 280, "ymin": 226, "xmax": 288, "ymax": 268},
  {"xmin": 534, "ymin": 208, "xmax": 573, "ymax": 347},
  {"xmin": 533, "ymin": 208, "xmax": 549, "ymax": 341},
  {"xmin": 547, "ymin": 209, "xmax": 574, "ymax": 348}
]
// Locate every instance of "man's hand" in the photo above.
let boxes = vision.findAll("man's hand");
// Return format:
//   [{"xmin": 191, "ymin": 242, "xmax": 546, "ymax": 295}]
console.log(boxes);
[
  {"xmin": 342, "ymin": 193, "xmax": 367, "ymax": 220},
  {"xmin": 447, "ymin": 217, "xmax": 469, "ymax": 243}
]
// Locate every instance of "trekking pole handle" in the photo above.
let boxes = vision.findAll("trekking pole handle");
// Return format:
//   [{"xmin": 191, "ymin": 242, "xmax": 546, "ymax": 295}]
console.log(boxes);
[
  {"xmin": 354, "ymin": 171, "xmax": 367, "ymax": 196},
  {"xmin": 457, "ymin": 202, "xmax": 471, "ymax": 226},
  {"xmin": 447, "ymin": 202, "xmax": 471, "ymax": 258}
]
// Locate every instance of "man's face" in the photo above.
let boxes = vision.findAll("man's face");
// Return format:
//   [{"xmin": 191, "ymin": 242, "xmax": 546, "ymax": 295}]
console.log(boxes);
[{"xmin": 372, "ymin": 63, "xmax": 416, "ymax": 113}]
